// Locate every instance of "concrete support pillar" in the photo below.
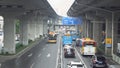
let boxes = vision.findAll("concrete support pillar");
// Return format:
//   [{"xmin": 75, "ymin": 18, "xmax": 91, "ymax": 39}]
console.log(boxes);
[
  {"xmin": 39, "ymin": 19, "xmax": 43, "ymax": 36},
  {"xmin": 36, "ymin": 22, "xmax": 40, "ymax": 38},
  {"xmin": 3, "ymin": 17, "xmax": 16, "ymax": 54},
  {"xmin": 32, "ymin": 22, "xmax": 36, "ymax": 41},
  {"xmin": 28, "ymin": 18, "xmax": 36, "ymax": 41},
  {"xmin": 19, "ymin": 18, "xmax": 28, "ymax": 45},
  {"xmin": 105, "ymin": 19, "xmax": 112, "ymax": 56},
  {"xmin": 82, "ymin": 19, "xmax": 87, "ymax": 38},
  {"xmin": 93, "ymin": 20, "xmax": 102, "ymax": 46},
  {"xmin": 86, "ymin": 20, "xmax": 93, "ymax": 38},
  {"xmin": 43, "ymin": 21, "xmax": 48, "ymax": 35},
  {"xmin": 38, "ymin": 17, "xmax": 42, "ymax": 37},
  {"xmin": 28, "ymin": 22, "xmax": 31, "ymax": 40}
]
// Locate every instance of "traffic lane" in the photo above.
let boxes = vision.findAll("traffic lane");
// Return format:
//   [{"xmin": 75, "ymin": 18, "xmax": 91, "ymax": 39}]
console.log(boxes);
[
  {"xmin": 1, "ymin": 39, "xmax": 49, "ymax": 68},
  {"xmin": 33, "ymin": 36, "xmax": 60, "ymax": 68},
  {"xmin": 33, "ymin": 43, "xmax": 59, "ymax": 68},
  {"xmin": 62, "ymin": 46, "xmax": 87, "ymax": 68},
  {"xmin": 76, "ymin": 47, "xmax": 93, "ymax": 68},
  {"xmin": 16, "ymin": 39, "xmax": 48, "ymax": 68}
]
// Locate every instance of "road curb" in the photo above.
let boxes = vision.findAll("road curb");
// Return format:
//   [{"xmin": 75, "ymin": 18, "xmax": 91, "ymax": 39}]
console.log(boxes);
[{"xmin": 0, "ymin": 38, "xmax": 45, "ymax": 63}]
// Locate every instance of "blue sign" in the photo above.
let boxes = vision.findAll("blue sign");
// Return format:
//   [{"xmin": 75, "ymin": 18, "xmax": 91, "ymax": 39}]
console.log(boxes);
[
  {"xmin": 106, "ymin": 44, "xmax": 112, "ymax": 47},
  {"xmin": 62, "ymin": 17, "xmax": 82, "ymax": 25}
]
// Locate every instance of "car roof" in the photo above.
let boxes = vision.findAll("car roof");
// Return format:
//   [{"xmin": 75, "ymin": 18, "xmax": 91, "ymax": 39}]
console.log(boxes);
[
  {"xmin": 70, "ymin": 61, "xmax": 83, "ymax": 65},
  {"xmin": 71, "ymin": 66, "xmax": 77, "ymax": 68},
  {"xmin": 64, "ymin": 45, "xmax": 73, "ymax": 49}
]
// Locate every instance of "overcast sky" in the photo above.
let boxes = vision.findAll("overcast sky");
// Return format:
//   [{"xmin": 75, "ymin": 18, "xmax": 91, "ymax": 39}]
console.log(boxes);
[{"xmin": 47, "ymin": 0, "xmax": 75, "ymax": 17}]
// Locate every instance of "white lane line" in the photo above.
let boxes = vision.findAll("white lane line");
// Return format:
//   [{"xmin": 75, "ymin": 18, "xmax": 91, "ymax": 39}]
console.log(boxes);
[
  {"xmin": 30, "ymin": 62, "xmax": 35, "ymax": 68},
  {"xmin": 38, "ymin": 54, "xmax": 41, "ymax": 57},
  {"xmin": 42, "ymin": 48, "xmax": 45, "ymax": 50},
  {"xmin": 0, "ymin": 63, "xmax": 1, "ymax": 68},
  {"xmin": 47, "ymin": 53, "xmax": 51, "ymax": 58},
  {"xmin": 61, "ymin": 37, "xmax": 63, "ymax": 68},
  {"xmin": 56, "ymin": 40, "xmax": 60, "ymax": 68},
  {"xmin": 75, "ymin": 48, "xmax": 88, "ymax": 68},
  {"xmin": 28, "ymin": 53, "xmax": 33, "ymax": 57}
]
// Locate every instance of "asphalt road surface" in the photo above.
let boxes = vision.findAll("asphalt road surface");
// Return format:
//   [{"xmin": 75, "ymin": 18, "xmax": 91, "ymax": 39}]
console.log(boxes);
[
  {"xmin": 1, "ymin": 37, "xmax": 60, "ymax": 68},
  {"xmin": 1, "ymin": 35, "xmax": 112, "ymax": 68}
]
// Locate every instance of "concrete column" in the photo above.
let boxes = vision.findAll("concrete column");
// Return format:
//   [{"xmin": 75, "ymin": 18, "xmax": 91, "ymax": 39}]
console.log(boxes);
[
  {"xmin": 36, "ymin": 22, "xmax": 40, "ymax": 38},
  {"xmin": 86, "ymin": 20, "xmax": 93, "ymax": 38},
  {"xmin": 43, "ymin": 20, "xmax": 48, "ymax": 35},
  {"xmin": 28, "ymin": 21, "xmax": 31, "ymax": 40},
  {"xmin": 34, "ymin": 19, "xmax": 38, "ymax": 39},
  {"xmin": 28, "ymin": 18, "xmax": 36, "ymax": 41},
  {"xmin": 35, "ymin": 15, "xmax": 40, "ymax": 38},
  {"xmin": 38, "ymin": 17, "xmax": 42, "ymax": 37},
  {"xmin": 19, "ymin": 17, "xmax": 28, "ymax": 45},
  {"xmin": 93, "ymin": 20, "xmax": 102, "ymax": 46},
  {"xmin": 3, "ymin": 16, "xmax": 16, "ymax": 54},
  {"xmin": 39, "ymin": 19, "xmax": 43, "ymax": 36},
  {"xmin": 31, "ymin": 21, "xmax": 36, "ymax": 41},
  {"xmin": 105, "ymin": 19, "xmax": 112, "ymax": 56},
  {"xmin": 81, "ymin": 19, "xmax": 87, "ymax": 38},
  {"xmin": 89, "ymin": 21, "xmax": 93, "ymax": 38}
]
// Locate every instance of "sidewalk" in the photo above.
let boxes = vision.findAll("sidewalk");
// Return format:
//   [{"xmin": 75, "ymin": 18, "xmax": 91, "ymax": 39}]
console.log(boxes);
[
  {"xmin": 105, "ymin": 56, "xmax": 120, "ymax": 68},
  {"xmin": 109, "ymin": 65, "xmax": 120, "ymax": 68}
]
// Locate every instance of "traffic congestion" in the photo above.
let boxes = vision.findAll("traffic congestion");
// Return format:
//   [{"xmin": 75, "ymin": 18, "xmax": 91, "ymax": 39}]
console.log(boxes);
[{"xmin": 47, "ymin": 29, "xmax": 109, "ymax": 68}]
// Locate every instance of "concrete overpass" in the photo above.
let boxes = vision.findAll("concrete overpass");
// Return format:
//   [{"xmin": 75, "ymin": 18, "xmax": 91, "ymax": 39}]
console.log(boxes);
[
  {"xmin": 0, "ymin": 0, "xmax": 58, "ymax": 54},
  {"xmin": 0, "ymin": 0, "xmax": 120, "ymax": 65},
  {"xmin": 67, "ymin": 0, "xmax": 120, "ymax": 64}
]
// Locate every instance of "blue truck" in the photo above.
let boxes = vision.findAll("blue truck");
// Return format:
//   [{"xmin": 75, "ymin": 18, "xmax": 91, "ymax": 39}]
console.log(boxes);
[
  {"xmin": 62, "ymin": 35, "xmax": 72, "ymax": 46},
  {"xmin": 70, "ymin": 31, "xmax": 79, "ymax": 41}
]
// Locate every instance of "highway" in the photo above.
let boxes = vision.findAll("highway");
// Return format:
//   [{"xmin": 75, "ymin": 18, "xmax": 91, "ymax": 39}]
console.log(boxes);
[
  {"xmin": 61, "ymin": 41, "xmax": 92, "ymax": 68},
  {"xmin": 0, "ymin": 35, "xmax": 109, "ymax": 68},
  {"xmin": 1, "ymin": 38, "xmax": 60, "ymax": 68}
]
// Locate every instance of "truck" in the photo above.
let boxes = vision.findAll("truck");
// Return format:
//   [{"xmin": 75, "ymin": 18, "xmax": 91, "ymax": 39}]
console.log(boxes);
[
  {"xmin": 48, "ymin": 31, "xmax": 57, "ymax": 43},
  {"xmin": 62, "ymin": 34, "xmax": 72, "ymax": 46}
]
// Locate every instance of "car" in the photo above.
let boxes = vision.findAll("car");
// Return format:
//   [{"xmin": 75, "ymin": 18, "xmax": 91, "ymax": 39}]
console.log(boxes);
[
  {"xmin": 76, "ymin": 38, "xmax": 80, "ymax": 46},
  {"xmin": 67, "ymin": 61, "xmax": 84, "ymax": 68},
  {"xmin": 64, "ymin": 45, "xmax": 75, "ymax": 58},
  {"xmin": 91, "ymin": 55, "xmax": 108, "ymax": 68}
]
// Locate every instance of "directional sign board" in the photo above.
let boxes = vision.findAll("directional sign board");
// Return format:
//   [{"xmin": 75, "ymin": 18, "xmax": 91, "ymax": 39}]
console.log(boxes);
[
  {"xmin": 62, "ymin": 17, "xmax": 82, "ymax": 25},
  {"xmin": 105, "ymin": 38, "xmax": 112, "ymax": 44},
  {"xmin": 105, "ymin": 38, "xmax": 112, "ymax": 47}
]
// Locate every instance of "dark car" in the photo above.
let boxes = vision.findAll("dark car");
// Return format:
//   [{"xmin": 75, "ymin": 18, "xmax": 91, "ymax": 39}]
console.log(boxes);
[
  {"xmin": 76, "ymin": 38, "xmax": 80, "ymax": 46},
  {"xmin": 64, "ymin": 45, "xmax": 75, "ymax": 58},
  {"xmin": 91, "ymin": 55, "xmax": 108, "ymax": 68}
]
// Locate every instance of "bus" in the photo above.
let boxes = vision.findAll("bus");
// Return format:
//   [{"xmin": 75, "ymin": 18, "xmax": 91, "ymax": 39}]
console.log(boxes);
[
  {"xmin": 80, "ymin": 38, "xmax": 97, "ymax": 56},
  {"xmin": 48, "ymin": 32, "xmax": 57, "ymax": 43},
  {"xmin": 62, "ymin": 33, "xmax": 72, "ymax": 46}
]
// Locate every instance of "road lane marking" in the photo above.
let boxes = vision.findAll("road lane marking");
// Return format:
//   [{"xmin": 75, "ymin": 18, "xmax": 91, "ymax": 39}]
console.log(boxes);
[
  {"xmin": 75, "ymin": 48, "xmax": 88, "ymax": 68},
  {"xmin": 30, "ymin": 62, "xmax": 35, "ymax": 68},
  {"xmin": 0, "ymin": 63, "xmax": 1, "ymax": 68},
  {"xmin": 56, "ymin": 42, "xmax": 60, "ymax": 68},
  {"xmin": 28, "ymin": 53, "xmax": 33, "ymax": 57},
  {"xmin": 56, "ymin": 35, "xmax": 61, "ymax": 68},
  {"xmin": 47, "ymin": 53, "xmax": 51, "ymax": 58},
  {"xmin": 38, "ymin": 54, "xmax": 41, "ymax": 57},
  {"xmin": 61, "ymin": 37, "xmax": 63, "ymax": 68},
  {"xmin": 42, "ymin": 48, "xmax": 45, "ymax": 50}
]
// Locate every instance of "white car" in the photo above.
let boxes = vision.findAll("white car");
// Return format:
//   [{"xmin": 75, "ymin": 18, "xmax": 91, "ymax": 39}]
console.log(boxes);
[{"xmin": 67, "ymin": 61, "xmax": 84, "ymax": 68}]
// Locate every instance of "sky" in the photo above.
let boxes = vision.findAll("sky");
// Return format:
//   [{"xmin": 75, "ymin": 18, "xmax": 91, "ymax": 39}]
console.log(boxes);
[{"xmin": 47, "ymin": 0, "xmax": 75, "ymax": 17}]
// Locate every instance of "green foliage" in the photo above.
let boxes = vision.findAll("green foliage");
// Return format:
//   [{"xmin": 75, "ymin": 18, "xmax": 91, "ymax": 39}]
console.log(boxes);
[
  {"xmin": 16, "ymin": 43, "xmax": 23, "ymax": 49},
  {"xmin": 28, "ymin": 39, "xmax": 33, "ymax": 44},
  {"xmin": 15, "ymin": 19, "xmax": 20, "ymax": 34}
]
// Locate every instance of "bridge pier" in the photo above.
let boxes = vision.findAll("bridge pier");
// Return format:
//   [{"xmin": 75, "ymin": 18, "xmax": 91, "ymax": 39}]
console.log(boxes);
[
  {"xmin": 105, "ymin": 19, "xmax": 112, "ymax": 56},
  {"xmin": 19, "ymin": 16, "xmax": 29, "ymax": 46},
  {"xmin": 3, "ymin": 16, "xmax": 16, "ymax": 54}
]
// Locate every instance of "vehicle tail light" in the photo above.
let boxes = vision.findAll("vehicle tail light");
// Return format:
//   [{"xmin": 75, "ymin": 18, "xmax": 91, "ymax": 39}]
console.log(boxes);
[{"xmin": 93, "ymin": 59, "xmax": 97, "ymax": 63}]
